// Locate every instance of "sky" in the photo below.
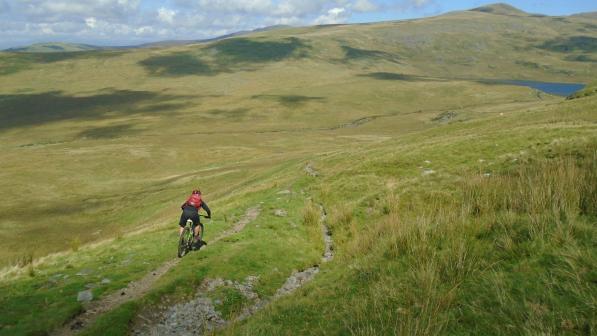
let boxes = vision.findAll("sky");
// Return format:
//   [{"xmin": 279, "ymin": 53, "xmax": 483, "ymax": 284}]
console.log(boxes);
[{"xmin": 1, "ymin": 0, "xmax": 596, "ymax": 49}]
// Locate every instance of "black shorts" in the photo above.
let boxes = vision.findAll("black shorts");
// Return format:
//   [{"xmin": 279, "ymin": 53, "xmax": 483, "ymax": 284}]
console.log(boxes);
[{"xmin": 179, "ymin": 209, "xmax": 202, "ymax": 228}]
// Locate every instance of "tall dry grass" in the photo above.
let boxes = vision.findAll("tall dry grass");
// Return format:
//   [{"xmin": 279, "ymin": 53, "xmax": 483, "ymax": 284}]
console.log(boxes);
[
  {"xmin": 344, "ymin": 148, "xmax": 597, "ymax": 335},
  {"xmin": 303, "ymin": 200, "xmax": 325, "ymax": 253}
]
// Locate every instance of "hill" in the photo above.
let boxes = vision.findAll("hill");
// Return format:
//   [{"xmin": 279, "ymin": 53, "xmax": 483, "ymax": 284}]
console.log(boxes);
[
  {"xmin": 6, "ymin": 26, "xmax": 294, "ymax": 51},
  {"xmin": 0, "ymin": 4, "xmax": 595, "ymax": 336},
  {"xmin": 5, "ymin": 42, "xmax": 100, "ymax": 53},
  {"xmin": 470, "ymin": 3, "xmax": 530, "ymax": 16}
]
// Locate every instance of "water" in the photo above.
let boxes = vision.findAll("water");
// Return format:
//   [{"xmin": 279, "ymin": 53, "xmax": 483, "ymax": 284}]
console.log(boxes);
[{"xmin": 487, "ymin": 80, "xmax": 585, "ymax": 97}]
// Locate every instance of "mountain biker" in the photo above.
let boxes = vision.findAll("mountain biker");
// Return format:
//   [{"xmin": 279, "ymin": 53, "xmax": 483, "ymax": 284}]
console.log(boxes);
[{"xmin": 179, "ymin": 189, "xmax": 211, "ymax": 249}]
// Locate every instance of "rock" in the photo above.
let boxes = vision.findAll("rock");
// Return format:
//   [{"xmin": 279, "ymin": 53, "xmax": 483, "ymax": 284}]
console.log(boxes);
[
  {"xmin": 274, "ymin": 209, "xmax": 288, "ymax": 217},
  {"xmin": 305, "ymin": 163, "xmax": 319, "ymax": 177},
  {"xmin": 70, "ymin": 320, "xmax": 84, "ymax": 330},
  {"xmin": 422, "ymin": 169, "xmax": 435, "ymax": 176},
  {"xmin": 245, "ymin": 275, "xmax": 259, "ymax": 284},
  {"xmin": 77, "ymin": 290, "xmax": 93, "ymax": 302},
  {"xmin": 85, "ymin": 283, "xmax": 97, "ymax": 289},
  {"xmin": 432, "ymin": 111, "xmax": 457, "ymax": 123},
  {"xmin": 101, "ymin": 278, "xmax": 111, "ymax": 284},
  {"xmin": 277, "ymin": 190, "xmax": 291, "ymax": 195}
]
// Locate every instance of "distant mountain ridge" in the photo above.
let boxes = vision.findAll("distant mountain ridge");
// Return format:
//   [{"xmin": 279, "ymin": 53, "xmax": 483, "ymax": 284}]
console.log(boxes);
[
  {"xmin": 5, "ymin": 42, "xmax": 100, "ymax": 53},
  {"xmin": 470, "ymin": 3, "xmax": 530, "ymax": 16},
  {"xmin": 4, "ymin": 25, "xmax": 292, "ymax": 52},
  {"xmin": 3, "ymin": 3, "xmax": 596, "ymax": 53}
]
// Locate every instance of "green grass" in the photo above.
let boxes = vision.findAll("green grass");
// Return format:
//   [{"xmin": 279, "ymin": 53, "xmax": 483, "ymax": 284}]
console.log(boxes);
[
  {"xmin": 210, "ymin": 286, "xmax": 249, "ymax": 320},
  {"xmin": 568, "ymin": 81, "xmax": 597, "ymax": 99},
  {"xmin": 226, "ymin": 113, "xmax": 597, "ymax": 335},
  {"xmin": 0, "ymin": 6, "xmax": 596, "ymax": 335}
]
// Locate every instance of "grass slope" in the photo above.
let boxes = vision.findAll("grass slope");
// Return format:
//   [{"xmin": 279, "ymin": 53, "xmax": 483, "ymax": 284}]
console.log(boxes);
[
  {"xmin": 0, "ymin": 4, "xmax": 596, "ymax": 335},
  {"xmin": 226, "ymin": 96, "xmax": 597, "ymax": 335}
]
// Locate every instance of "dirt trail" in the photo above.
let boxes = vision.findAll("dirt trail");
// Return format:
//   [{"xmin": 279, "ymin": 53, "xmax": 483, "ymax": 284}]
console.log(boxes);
[
  {"xmin": 52, "ymin": 206, "xmax": 261, "ymax": 336},
  {"xmin": 134, "ymin": 204, "xmax": 333, "ymax": 335}
]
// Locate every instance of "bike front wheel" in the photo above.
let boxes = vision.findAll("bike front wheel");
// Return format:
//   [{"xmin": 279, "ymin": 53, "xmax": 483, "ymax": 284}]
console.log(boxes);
[{"xmin": 178, "ymin": 227, "xmax": 191, "ymax": 258}]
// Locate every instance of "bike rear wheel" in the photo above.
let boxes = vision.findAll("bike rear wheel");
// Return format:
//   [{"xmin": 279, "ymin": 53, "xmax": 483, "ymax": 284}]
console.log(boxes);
[{"xmin": 178, "ymin": 227, "xmax": 191, "ymax": 258}]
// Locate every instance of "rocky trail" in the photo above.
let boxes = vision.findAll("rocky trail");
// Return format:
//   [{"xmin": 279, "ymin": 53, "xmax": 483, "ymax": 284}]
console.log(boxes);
[
  {"xmin": 134, "ymin": 204, "xmax": 333, "ymax": 335},
  {"xmin": 52, "ymin": 206, "xmax": 261, "ymax": 336}
]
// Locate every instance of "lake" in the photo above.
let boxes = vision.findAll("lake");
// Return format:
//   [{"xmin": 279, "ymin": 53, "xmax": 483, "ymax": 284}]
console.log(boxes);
[{"xmin": 487, "ymin": 80, "xmax": 586, "ymax": 97}]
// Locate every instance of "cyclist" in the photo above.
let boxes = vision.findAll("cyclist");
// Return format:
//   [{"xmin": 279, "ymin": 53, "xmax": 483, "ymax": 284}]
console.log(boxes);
[{"xmin": 179, "ymin": 189, "xmax": 211, "ymax": 249}]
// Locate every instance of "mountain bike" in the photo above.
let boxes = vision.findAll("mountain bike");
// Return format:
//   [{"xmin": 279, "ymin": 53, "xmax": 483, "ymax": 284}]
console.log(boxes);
[{"xmin": 178, "ymin": 215, "xmax": 206, "ymax": 258}]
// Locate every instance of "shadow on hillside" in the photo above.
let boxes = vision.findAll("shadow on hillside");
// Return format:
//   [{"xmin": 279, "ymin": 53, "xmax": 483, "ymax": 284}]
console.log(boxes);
[
  {"xmin": 251, "ymin": 94, "xmax": 325, "ymax": 107},
  {"xmin": 577, "ymin": 23, "xmax": 597, "ymax": 33},
  {"xmin": 537, "ymin": 36, "xmax": 597, "ymax": 53},
  {"xmin": 0, "ymin": 89, "xmax": 190, "ymax": 131},
  {"xmin": 211, "ymin": 37, "xmax": 310, "ymax": 63},
  {"xmin": 206, "ymin": 108, "xmax": 251, "ymax": 120},
  {"xmin": 78, "ymin": 124, "xmax": 139, "ymax": 139},
  {"xmin": 139, "ymin": 37, "xmax": 310, "ymax": 77},
  {"xmin": 0, "ymin": 51, "xmax": 126, "ymax": 76},
  {"xmin": 139, "ymin": 53, "xmax": 214, "ymax": 76},
  {"xmin": 360, "ymin": 72, "xmax": 441, "ymax": 81},
  {"xmin": 565, "ymin": 54, "xmax": 597, "ymax": 63},
  {"xmin": 342, "ymin": 46, "xmax": 400, "ymax": 63}
]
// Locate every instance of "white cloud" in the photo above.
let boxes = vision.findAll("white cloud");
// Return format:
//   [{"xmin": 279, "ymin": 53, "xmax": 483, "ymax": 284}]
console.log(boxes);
[
  {"xmin": 134, "ymin": 25, "xmax": 153, "ymax": 35},
  {"xmin": 157, "ymin": 7, "xmax": 176, "ymax": 24},
  {"xmin": 39, "ymin": 23, "xmax": 55, "ymax": 35},
  {"xmin": 0, "ymin": 0, "xmax": 435, "ymax": 49},
  {"xmin": 313, "ymin": 7, "xmax": 349, "ymax": 25},
  {"xmin": 85, "ymin": 17, "xmax": 97, "ymax": 29}
]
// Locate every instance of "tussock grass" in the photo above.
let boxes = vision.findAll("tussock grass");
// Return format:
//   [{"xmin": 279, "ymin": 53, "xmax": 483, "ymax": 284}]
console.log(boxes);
[
  {"xmin": 12, "ymin": 254, "xmax": 33, "ymax": 269},
  {"xmin": 342, "ymin": 147, "xmax": 597, "ymax": 335},
  {"xmin": 69, "ymin": 237, "xmax": 82, "ymax": 252},
  {"xmin": 303, "ymin": 200, "xmax": 324, "ymax": 254}
]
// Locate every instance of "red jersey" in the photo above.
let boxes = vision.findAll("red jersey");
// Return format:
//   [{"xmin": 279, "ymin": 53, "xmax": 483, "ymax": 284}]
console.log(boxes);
[{"xmin": 183, "ymin": 193, "xmax": 202, "ymax": 210}]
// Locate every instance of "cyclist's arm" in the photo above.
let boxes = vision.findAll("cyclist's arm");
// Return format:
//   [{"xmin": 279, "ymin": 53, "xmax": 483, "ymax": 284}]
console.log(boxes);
[{"xmin": 201, "ymin": 202, "xmax": 211, "ymax": 218}]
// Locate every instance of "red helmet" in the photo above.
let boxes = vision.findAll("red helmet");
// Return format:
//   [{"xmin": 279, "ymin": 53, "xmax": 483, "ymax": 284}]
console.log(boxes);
[{"xmin": 192, "ymin": 189, "xmax": 201, "ymax": 194}]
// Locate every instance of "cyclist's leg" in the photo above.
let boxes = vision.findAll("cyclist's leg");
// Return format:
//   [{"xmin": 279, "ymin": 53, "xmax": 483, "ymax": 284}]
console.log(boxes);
[
  {"xmin": 192, "ymin": 214, "xmax": 201, "ymax": 241},
  {"xmin": 196, "ymin": 223, "xmax": 204, "ymax": 240},
  {"xmin": 178, "ymin": 213, "xmax": 187, "ymax": 236}
]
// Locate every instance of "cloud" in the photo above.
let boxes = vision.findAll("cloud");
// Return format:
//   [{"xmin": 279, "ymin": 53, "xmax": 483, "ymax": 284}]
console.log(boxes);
[
  {"xmin": 157, "ymin": 7, "xmax": 176, "ymax": 24},
  {"xmin": 85, "ymin": 17, "xmax": 97, "ymax": 29},
  {"xmin": 12, "ymin": 0, "xmax": 141, "ymax": 21},
  {"xmin": 313, "ymin": 7, "xmax": 349, "ymax": 25},
  {"xmin": 1, "ymin": 0, "xmax": 432, "ymax": 49}
]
